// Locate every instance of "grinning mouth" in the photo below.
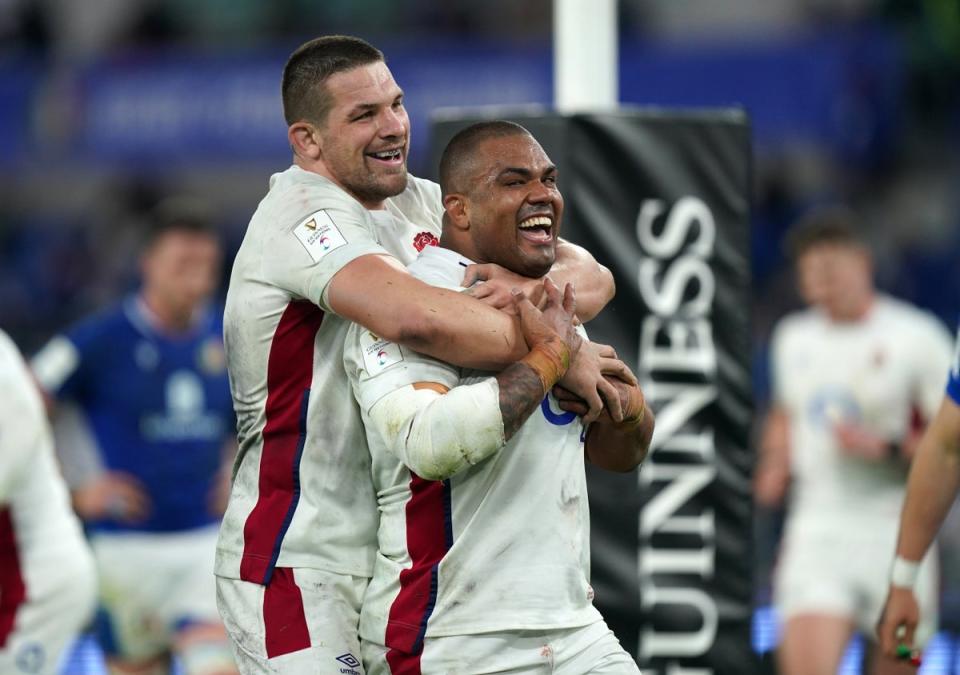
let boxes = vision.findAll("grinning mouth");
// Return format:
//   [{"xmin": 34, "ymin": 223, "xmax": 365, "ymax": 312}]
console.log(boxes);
[
  {"xmin": 518, "ymin": 215, "xmax": 553, "ymax": 233},
  {"xmin": 367, "ymin": 148, "xmax": 403, "ymax": 161},
  {"xmin": 517, "ymin": 214, "xmax": 554, "ymax": 244}
]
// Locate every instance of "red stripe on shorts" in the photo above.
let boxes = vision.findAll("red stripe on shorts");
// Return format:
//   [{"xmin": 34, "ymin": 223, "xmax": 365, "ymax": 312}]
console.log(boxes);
[
  {"xmin": 263, "ymin": 567, "xmax": 311, "ymax": 658},
  {"xmin": 0, "ymin": 507, "xmax": 26, "ymax": 647},
  {"xmin": 385, "ymin": 475, "xmax": 451, "ymax": 669},
  {"xmin": 239, "ymin": 301, "xmax": 323, "ymax": 585}
]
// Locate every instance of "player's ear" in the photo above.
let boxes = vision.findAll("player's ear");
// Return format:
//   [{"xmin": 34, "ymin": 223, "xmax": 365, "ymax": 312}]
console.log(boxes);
[
  {"xmin": 443, "ymin": 193, "xmax": 470, "ymax": 231},
  {"xmin": 288, "ymin": 121, "xmax": 322, "ymax": 161}
]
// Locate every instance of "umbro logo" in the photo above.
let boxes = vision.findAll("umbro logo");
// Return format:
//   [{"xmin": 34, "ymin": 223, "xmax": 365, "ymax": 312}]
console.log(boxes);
[{"xmin": 336, "ymin": 652, "xmax": 361, "ymax": 673}]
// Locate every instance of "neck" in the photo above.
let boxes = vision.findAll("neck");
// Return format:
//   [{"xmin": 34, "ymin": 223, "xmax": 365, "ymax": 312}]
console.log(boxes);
[
  {"xmin": 828, "ymin": 291, "xmax": 875, "ymax": 323},
  {"xmin": 140, "ymin": 291, "xmax": 195, "ymax": 334},
  {"xmin": 438, "ymin": 228, "xmax": 480, "ymax": 262},
  {"xmin": 293, "ymin": 156, "xmax": 386, "ymax": 210}
]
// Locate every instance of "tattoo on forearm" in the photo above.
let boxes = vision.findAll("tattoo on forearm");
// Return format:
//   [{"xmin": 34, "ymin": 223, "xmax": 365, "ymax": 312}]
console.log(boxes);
[{"xmin": 496, "ymin": 363, "xmax": 546, "ymax": 440}]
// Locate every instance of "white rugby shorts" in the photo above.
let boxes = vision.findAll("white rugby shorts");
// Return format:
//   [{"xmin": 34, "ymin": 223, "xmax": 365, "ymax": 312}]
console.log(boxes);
[
  {"xmin": 774, "ymin": 516, "xmax": 938, "ymax": 645},
  {"xmin": 93, "ymin": 524, "xmax": 226, "ymax": 661},
  {"xmin": 216, "ymin": 567, "xmax": 368, "ymax": 674},
  {"xmin": 361, "ymin": 619, "xmax": 639, "ymax": 675}
]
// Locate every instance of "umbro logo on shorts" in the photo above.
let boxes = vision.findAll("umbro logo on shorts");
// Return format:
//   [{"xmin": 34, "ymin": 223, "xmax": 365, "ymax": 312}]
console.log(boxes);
[{"xmin": 336, "ymin": 652, "xmax": 362, "ymax": 673}]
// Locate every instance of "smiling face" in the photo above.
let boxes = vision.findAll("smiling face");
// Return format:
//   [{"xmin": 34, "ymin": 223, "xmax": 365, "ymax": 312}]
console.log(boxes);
[
  {"xmin": 796, "ymin": 242, "xmax": 874, "ymax": 321},
  {"xmin": 309, "ymin": 61, "xmax": 410, "ymax": 208},
  {"xmin": 452, "ymin": 134, "xmax": 562, "ymax": 277}
]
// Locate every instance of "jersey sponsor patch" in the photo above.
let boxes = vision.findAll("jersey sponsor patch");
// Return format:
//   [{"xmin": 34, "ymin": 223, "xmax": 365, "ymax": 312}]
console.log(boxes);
[
  {"xmin": 293, "ymin": 210, "xmax": 348, "ymax": 263},
  {"xmin": 360, "ymin": 330, "xmax": 404, "ymax": 375}
]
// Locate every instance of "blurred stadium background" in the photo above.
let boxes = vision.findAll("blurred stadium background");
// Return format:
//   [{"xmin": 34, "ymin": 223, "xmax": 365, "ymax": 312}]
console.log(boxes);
[{"xmin": 1, "ymin": 0, "xmax": 959, "ymax": 673}]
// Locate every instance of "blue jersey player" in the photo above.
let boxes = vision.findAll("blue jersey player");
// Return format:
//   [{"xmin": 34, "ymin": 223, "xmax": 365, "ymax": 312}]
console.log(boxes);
[
  {"xmin": 31, "ymin": 197, "xmax": 239, "ymax": 675},
  {"xmin": 878, "ymin": 325, "xmax": 960, "ymax": 664}
]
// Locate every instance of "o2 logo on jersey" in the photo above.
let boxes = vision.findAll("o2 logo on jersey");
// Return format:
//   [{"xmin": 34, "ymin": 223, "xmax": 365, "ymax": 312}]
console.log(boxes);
[
  {"xmin": 167, "ymin": 371, "xmax": 205, "ymax": 416},
  {"xmin": 541, "ymin": 395, "xmax": 576, "ymax": 426},
  {"xmin": 15, "ymin": 642, "xmax": 44, "ymax": 673},
  {"xmin": 808, "ymin": 385, "xmax": 862, "ymax": 429}
]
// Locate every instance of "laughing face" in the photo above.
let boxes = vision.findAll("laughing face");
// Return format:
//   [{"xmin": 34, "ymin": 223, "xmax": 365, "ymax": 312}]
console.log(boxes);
[
  {"xmin": 315, "ymin": 61, "xmax": 409, "ymax": 208},
  {"xmin": 462, "ymin": 134, "xmax": 562, "ymax": 278}
]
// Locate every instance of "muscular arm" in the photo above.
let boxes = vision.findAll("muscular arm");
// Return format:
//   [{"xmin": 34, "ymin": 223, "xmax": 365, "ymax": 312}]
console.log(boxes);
[
  {"xmin": 550, "ymin": 239, "xmax": 614, "ymax": 322},
  {"xmin": 894, "ymin": 396, "xmax": 960, "ymax": 563},
  {"xmin": 584, "ymin": 379, "xmax": 654, "ymax": 472},
  {"xmin": 370, "ymin": 361, "xmax": 553, "ymax": 481},
  {"xmin": 328, "ymin": 254, "xmax": 526, "ymax": 370},
  {"xmin": 364, "ymin": 282, "xmax": 577, "ymax": 481},
  {"xmin": 877, "ymin": 395, "xmax": 960, "ymax": 655}
]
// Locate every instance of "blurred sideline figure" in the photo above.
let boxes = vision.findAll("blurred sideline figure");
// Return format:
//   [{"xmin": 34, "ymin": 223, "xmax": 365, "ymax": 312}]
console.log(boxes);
[
  {"xmin": 0, "ymin": 329, "xmax": 96, "ymax": 675},
  {"xmin": 214, "ymin": 35, "xmax": 617, "ymax": 673},
  {"xmin": 345, "ymin": 121, "xmax": 653, "ymax": 673},
  {"xmin": 877, "ymin": 324, "xmax": 960, "ymax": 657},
  {"xmin": 30, "ymin": 198, "xmax": 238, "ymax": 675},
  {"xmin": 753, "ymin": 207, "xmax": 953, "ymax": 675}
]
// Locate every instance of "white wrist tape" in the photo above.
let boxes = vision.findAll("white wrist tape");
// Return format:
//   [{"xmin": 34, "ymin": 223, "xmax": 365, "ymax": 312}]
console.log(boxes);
[
  {"xmin": 370, "ymin": 379, "xmax": 505, "ymax": 481},
  {"xmin": 890, "ymin": 556, "xmax": 921, "ymax": 589}
]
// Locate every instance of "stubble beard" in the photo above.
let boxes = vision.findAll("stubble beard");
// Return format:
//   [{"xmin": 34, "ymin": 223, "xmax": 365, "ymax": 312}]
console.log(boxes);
[{"xmin": 345, "ymin": 163, "xmax": 408, "ymax": 206}]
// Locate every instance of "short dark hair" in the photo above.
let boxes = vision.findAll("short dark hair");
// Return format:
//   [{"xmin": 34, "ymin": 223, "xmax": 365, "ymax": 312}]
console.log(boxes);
[
  {"xmin": 282, "ymin": 35, "xmax": 384, "ymax": 127},
  {"xmin": 438, "ymin": 120, "xmax": 533, "ymax": 197},
  {"xmin": 144, "ymin": 196, "xmax": 218, "ymax": 249},
  {"xmin": 785, "ymin": 206, "xmax": 866, "ymax": 261}
]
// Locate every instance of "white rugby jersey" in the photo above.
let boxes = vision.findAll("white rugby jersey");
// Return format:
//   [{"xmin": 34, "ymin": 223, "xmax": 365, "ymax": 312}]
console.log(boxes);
[
  {"xmin": 771, "ymin": 295, "xmax": 953, "ymax": 522},
  {"xmin": 344, "ymin": 246, "xmax": 602, "ymax": 652},
  {"xmin": 215, "ymin": 166, "xmax": 442, "ymax": 583},
  {"xmin": 0, "ymin": 330, "xmax": 94, "ymax": 627}
]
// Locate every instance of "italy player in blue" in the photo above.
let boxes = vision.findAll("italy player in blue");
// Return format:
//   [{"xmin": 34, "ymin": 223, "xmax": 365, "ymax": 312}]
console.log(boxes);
[
  {"xmin": 878, "ymin": 325, "xmax": 960, "ymax": 666},
  {"xmin": 30, "ymin": 197, "xmax": 240, "ymax": 675}
]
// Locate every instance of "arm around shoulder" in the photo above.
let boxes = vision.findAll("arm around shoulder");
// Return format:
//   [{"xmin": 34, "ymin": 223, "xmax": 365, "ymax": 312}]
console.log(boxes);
[
  {"xmin": 327, "ymin": 253, "xmax": 527, "ymax": 370},
  {"xmin": 551, "ymin": 239, "xmax": 614, "ymax": 323}
]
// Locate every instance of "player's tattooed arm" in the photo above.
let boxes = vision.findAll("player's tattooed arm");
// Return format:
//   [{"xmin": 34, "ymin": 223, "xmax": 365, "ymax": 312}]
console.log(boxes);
[
  {"xmin": 367, "ymin": 280, "xmax": 580, "ymax": 481},
  {"xmin": 496, "ymin": 362, "xmax": 550, "ymax": 440},
  {"xmin": 501, "ymin": 279, "xmax": 582, "ymax": 440}
]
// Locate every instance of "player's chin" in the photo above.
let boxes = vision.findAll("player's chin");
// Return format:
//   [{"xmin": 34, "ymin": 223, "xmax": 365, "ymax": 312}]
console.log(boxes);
[
  {"xmin": 517, "ymin": 251, "xmax": 554, "ymax": 278},
  {"xmin": 377, "ymin": 171, "xmax": 408, "ymax": 196}
]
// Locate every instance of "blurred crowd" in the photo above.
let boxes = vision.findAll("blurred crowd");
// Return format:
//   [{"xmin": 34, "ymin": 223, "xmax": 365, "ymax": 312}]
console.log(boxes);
[{"xmin": 0, "ymin": 0, "xmax": 959, "ymax": 667}]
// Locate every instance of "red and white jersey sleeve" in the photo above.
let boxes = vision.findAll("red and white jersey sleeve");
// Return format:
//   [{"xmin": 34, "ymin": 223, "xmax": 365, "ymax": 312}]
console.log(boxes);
[
  {"xmin": 215, "ymin": 167, "xmax": 442, "ymax": 584},
  {"xmin": 771, "ymin": 294, "xmax": 953, "ymax": 523},
  {"xmin": 343, "ymin": 246, "xmax": 602, "ymax": 651},
  {"xmin": 0, "ymin": 329, "xmax": 95, "ymax": 653}
]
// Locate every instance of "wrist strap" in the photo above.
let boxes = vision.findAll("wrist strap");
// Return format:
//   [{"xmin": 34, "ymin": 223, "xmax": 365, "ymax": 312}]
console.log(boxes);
[
  {"xmin": 520, "ymin": 337, "xmax": 571, "ymax": 395},
  {"xmin": 616, "ymin": 386, "xmax": 646, "ymax": 430},
  {"xmin": 890, "ymin": 555, "xmax": 921, "ymax": 589}
]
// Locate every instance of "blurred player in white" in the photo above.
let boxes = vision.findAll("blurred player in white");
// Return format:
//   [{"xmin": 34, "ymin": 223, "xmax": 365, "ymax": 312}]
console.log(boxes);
[
  {"xmin": 30, "ymin": 200, "xmax": 238, "ymax": 675},
  {"xmin": 345, "ymin": 121, "xmax": 653, "ymax": 674},
  {"xmin": 214, "ymin": 36, "xmax": 619, "ymax": 674},
  {"xmin": 0, "ymin": 329, "xmax": 96, "ymax": 675},
  {"xmin": 877, "ymin": 328, "xmax": 960, "ymax": 660},
  {"xmin": 754, "ymin": 208, "xmax": 953, "ymax": 675}
]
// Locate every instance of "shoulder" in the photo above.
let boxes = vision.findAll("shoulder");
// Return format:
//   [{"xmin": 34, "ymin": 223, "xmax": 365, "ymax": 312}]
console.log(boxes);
[
  {"xmin": 0, "ymin": 331, "xmax": 41, "ymax": 411},
  {"xmin": 877, "ymin": 295, "xmax": 951, "ymax": 343},
  {"xmin": 59, "ymin": 303, "xmax": 129, "ymax": 348},
  {"xmin": 771, "ymin": 308, "xmax": 818, "ymax": 345},
  {"xmin": 388, "ymin": 175, "xmax": 443, "ymax": 223},
  {"xmin": 0, "ymin": 330, "xmax": 22, "ymax": 374},
  {"xmin": 260, "ymin": 166, "xmax": 371, "ymax": 233}
]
